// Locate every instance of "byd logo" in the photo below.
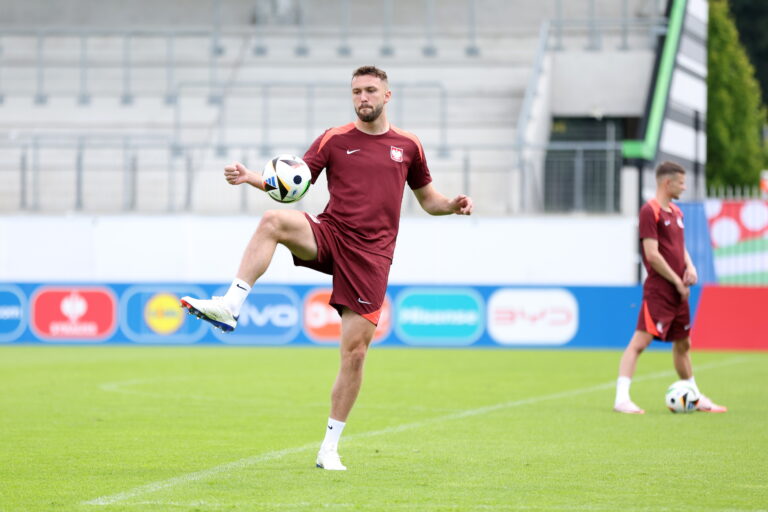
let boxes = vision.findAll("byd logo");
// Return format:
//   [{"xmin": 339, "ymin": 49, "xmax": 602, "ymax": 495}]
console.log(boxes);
[
  {"xmin": 213, "ymin": 287, "xmax": 300, "ymax": 344},
  {"xmin": 487, "ymin": 289, "xmax": 578, "ymax": 345}
]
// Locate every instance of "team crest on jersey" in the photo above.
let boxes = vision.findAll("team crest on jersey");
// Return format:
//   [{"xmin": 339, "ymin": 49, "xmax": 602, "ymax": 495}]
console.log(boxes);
[{"xmin": 390, "ymin": 146, "xmax": 404, "ymax": 162}]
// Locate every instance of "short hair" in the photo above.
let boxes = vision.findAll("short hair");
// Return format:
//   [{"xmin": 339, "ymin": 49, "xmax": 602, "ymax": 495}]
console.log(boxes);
[
  {"xmin": 352, "ymin": 65, "xmax": 388, "ymax": 84},
  {"xmin": 655, "ymin": 161, "xmax": 686, "ymax": 180}
]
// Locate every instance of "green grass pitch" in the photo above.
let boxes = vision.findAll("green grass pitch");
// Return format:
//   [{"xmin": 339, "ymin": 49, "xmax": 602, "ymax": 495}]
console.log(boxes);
[{"xmin": 1, "ymin": 346, "xmax": 766, "ymax": 512}]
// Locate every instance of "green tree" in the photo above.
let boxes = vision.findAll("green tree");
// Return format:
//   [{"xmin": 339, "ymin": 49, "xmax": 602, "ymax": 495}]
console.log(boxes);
[
  {"xmin": 707, "ymin": 0, "xmax": 766, "ymax": 186},
  {"xmin": 729, "ymin": 0, "xmax": 768, "ymax": 106}
]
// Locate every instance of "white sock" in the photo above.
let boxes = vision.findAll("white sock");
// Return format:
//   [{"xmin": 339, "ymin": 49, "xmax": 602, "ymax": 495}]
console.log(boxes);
[
  {"xmin": 223, "ymin": 278, "xmax": 250, "ymax": 317},
  {"xmin": 684, "ymin": 376, "xmax": 700, "ymax": 395},
  {"xmin": 320, "ymin": 418, "xmax": 345, "ymax": 452},
  {"xmin": 615, "ymin": 376, "xmax": 632, "ymax": 405}
]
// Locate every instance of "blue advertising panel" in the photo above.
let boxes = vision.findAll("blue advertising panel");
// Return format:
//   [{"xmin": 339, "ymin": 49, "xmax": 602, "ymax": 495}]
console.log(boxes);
[
  {"xmin": 395, "ymin": 288, "xmax": 484, "ymax": 346},
  {"xmin": 211, "ymin": 286, "xmax": 301, "ymax": 345},
  {"xmin": 120, "ymin": 285, "xmax": 208, "ymax": 344},
  {"xmin": 0, "ymin": 285, "xmax": 26, "ymax": 343},
  {"xmin": 0, "ymin": 282, "xmax": 704, "ymax": 349}
]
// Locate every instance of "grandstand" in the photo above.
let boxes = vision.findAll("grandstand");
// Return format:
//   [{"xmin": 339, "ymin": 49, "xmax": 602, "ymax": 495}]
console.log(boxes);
[{"xmin": 0, "ymin": 0, "xmax": 667, "ymax": 215}]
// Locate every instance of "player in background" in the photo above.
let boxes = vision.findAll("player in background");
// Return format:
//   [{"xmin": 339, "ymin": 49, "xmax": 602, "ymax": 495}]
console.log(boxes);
[
  {"xmin": 181, "ymin": 66, "xmax": 473, "ymax": 469},
  {"xmin": 614, "ymin": 161, "xmax": 727, "ymax": 414}
]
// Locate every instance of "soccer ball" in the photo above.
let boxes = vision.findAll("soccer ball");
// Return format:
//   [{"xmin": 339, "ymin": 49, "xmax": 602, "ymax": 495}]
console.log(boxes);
[
  {"xmin": 262, "ymin": 154, "xmax": 311, "ymax": 203},
  {"xmin": 665, "ymin": 381, "xmax": 700, "ymax": 413}
]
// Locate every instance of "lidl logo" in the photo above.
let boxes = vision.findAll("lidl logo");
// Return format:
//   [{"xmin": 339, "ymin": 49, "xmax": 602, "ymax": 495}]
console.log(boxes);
[
  {"xmin": 395, "ymin": 288, "xmax": 484, "ymax": 346},
  {"xmin": 120, "ymin": 286, "xmax": 207, "ymax": 344},
  {"xmin": 31, "ymin": 286, "xmax": 116, "ymax": 342},
  {"xmin": 303, "ymin": 288, "xmax": 391, "ymax": 343},
  {"xmin": 144, "ymin": 293, "xmax": 185, "ymax": 334},
  {"xmin": 0, "ymin": 285, "xmax": 26, "ymax": 343},
  {"xmin": 213, "ymin": 287, "xmax": 300, "ymax": 344},
  {"xmin": 487, "ymin": 288, "xmax": 578, "ymax": 345}
]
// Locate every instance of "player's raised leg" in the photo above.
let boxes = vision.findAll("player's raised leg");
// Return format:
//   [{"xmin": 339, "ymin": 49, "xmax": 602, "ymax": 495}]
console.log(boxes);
[
  {"xmin": 614, "ymin": 330, "xmax": 653, "ymax": 414},
  {"xmin": 316, "ymin": 308, "xmax": 376, "ymax": 471},
  {"xmin": 181, "ymin": 209, "xmax": 317, "ymax": 331}
]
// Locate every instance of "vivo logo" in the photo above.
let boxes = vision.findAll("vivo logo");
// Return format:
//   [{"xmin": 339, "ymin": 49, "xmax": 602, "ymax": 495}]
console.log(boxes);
[
  {"xmin": 240, "ymin": 303, "xmax": 298, "ymax": 328},
  {"xmin": 214, "ymin": 287, "xmax": 300, "ymax": 345}
]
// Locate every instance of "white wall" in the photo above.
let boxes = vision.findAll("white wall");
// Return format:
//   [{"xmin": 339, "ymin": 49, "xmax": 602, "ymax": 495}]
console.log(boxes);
[{"xmin": 0, "ymin": 215, "xmax": 638, "ymax": 285}]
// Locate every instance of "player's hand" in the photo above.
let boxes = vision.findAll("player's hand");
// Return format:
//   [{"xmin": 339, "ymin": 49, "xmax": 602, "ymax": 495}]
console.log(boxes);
[
  {"xmin": 224, "ymin": 162, "xmax": 252, "ymax": 186},
  {"xmin": 683, "ymin": 265, "xmax": 698, "ymax": 286},
  {"xmin": 450, "ymin": 194, "xmax": 473, "ymax": 215},
  {"xmin": 676, "ymin": 281, "xmax": 690, "ymax": 301}
]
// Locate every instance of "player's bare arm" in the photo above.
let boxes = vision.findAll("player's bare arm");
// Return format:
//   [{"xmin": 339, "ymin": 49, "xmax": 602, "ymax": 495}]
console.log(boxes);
[
  {"xmin": 412, "ymin": 183, "xmax": 473, "ymax": 216},
  {"xmin": 224, "ymin": 161, "xmax": 266, "ymax": 191},
  {"xmin": 683, "ymin": 249, "xmax": 698, "ymax": 286},
  {"xmin": 642, "ymin": 238, "xmax": 689, "ymax": 299}
]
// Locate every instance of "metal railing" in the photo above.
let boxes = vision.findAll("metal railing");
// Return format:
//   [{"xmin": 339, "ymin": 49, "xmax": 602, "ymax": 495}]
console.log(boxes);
[
  {"xmin": 552, "ymin": 0, "xmax": 667, "ymax": 51},
  {"xmin": 170, "ymin": 81, "xmax": 448, "ymax": 158},
  {"xmin": 0, "ymin": 135, "xmax": 624, "ymax": 215}
]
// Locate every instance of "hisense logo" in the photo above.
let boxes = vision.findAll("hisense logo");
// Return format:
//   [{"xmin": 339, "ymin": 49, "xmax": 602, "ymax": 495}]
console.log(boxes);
[{"xmin": 399, "ymin": 307, "xmax": 479, "ymax": 325}]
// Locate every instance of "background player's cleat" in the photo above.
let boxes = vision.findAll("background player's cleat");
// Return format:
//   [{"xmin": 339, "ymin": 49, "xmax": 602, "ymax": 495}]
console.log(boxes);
[
  {"xmin": 613, "ymin": 400, "xmax": 645, "ymax": 414},
  {"xmin": 316, "ymin": 448, "xmax": 347, "ymax": 471},
  {"xmin": 696, "ymin": 395, "xmax": 728, "ymax": 413},
  {"xmin": 180, "ymin": 296, "xmax": 237, "ymax": 332}
]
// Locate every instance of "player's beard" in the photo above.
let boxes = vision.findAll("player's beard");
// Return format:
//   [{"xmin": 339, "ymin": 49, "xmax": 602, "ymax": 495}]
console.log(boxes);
[{"xmin": 355, "ymin": 103, "xmax": 383, "ymax": 123}]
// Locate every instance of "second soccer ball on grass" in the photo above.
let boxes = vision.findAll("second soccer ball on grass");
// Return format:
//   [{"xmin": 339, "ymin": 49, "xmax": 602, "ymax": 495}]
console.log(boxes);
[{"xmin": 665, "ymin": 380, "xmax": 700, "ymax": 413}]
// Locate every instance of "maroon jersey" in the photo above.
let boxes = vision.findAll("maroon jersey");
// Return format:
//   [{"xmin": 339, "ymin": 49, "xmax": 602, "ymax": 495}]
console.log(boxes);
[
  {"xmin": 639, "ymin": 199, "xmax": 686, "ymax": 296},
  {"xmin": 302, "ymin": 122, "xmax": 432, "ymax": 260}
]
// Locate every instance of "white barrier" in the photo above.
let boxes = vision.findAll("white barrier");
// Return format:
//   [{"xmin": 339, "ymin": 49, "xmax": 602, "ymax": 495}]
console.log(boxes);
[{"xmin": 0, "ymin": 214, "xmax": 637, "ymax": 285}]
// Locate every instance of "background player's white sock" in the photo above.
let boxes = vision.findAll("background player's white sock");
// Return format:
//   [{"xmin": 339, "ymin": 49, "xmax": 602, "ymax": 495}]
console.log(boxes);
[
  {"xmin": 615, "ymin": 376, "xmax": 632, "ymax": 405},
  {"xmin": 223, "ymin": 278, "xmax": 250, "ymax": 317},
  {"xmin": 320, "ymin": 418, "xmax": 345, "ymax": 452},
  {"xmin": 684, "ymin": 376, "xmax": 700, "ymax": 395}
]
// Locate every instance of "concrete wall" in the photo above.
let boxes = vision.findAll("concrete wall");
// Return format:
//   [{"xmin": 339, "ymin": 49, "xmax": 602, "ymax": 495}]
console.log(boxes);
[
  {"xmin": 551, "ymin": 50, "xmax": 655, "ymax": 117},
  {"xmin": 0, "ymin": 214, "xmax": 638, "ymax": 285}
]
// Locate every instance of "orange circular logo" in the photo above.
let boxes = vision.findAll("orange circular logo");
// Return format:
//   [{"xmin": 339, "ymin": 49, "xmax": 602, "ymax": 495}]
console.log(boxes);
[{"xmin": 303, "ymin": 289, "xmax": 390, "ymax": 343}]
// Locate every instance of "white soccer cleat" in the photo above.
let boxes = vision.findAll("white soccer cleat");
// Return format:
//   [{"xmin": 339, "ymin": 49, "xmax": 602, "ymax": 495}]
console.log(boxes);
[
  {"xmin": 316, "ymin": 448, "xmax": 347, "ymax": 471},
  {"xmin": 613, "ymin": 400, "xmax": 645, "ymax": 414},
  {"xmin": 180, "ymin": 296, "xmax": 237, "ymax": 332},
  {"xmin": 696, "ymin": 394, "xmax": 728, "ymax": 413}
]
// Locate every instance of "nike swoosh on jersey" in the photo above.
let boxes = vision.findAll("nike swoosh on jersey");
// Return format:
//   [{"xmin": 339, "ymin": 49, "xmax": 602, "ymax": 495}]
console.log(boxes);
[
  {"xmin": 357, "ymin": 297, "xmax": 372, "ymax": 304},
  {"xmin": 346, "ymin": 149, "xmax": 361, "ymax": 154}
]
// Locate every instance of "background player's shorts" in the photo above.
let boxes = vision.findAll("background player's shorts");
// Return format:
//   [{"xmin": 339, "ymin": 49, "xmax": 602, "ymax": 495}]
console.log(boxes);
[
  {"xmin": 636, "ymin": 288, "xmax": 691, "ymax": 342},
  {"xmin": 293, "ymin": 213, "xmax": 391, "ymax": 325}
]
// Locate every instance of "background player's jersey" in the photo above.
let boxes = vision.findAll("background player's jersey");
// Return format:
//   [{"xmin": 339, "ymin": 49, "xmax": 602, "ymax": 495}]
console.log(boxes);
[
  {"xmin": 638, "ymin": 199, "xmax": 686, "ymax": 294},
  {"xmin": 303, "ymin": 122, "xmax": 432, "ymax": 260}
]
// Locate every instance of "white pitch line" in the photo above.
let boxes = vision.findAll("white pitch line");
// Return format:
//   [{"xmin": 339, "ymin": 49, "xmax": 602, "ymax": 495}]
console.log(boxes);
[{"xmin": 83, "ymin": 356, "xmax": 748, "ymax": 506}]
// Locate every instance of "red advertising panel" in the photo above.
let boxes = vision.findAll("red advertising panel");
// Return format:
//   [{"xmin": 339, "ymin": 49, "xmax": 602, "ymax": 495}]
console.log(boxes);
[
  {"xmin": 31, "ymin": 286, "xmax": 117, "ymax": 341},
  {"xmin": 303, "ymin": 288, "xmax": 391, "ymax": 343},
  {"xmin": 692, "ymin": 286, "xmax": 768, "ymax": 350}
]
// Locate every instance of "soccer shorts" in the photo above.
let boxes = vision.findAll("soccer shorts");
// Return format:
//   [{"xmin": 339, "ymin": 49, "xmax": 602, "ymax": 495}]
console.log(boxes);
[
  {"xmin": 293, "ymin": 213, "xmax": 391, "ymax": 325},
  {"xmin": 636, "ymin": 288, "xmax": 691, "ymax": 342}
]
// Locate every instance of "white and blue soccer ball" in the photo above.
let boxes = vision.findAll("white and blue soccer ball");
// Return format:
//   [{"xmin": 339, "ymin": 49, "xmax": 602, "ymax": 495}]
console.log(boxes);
[
  {"xmin": 665, "ymin": 381, "xmax": 700, "ymax": 413},
  {"xmin": 262, "ymin": 154, "xmax": 311, "ymax": 203}
]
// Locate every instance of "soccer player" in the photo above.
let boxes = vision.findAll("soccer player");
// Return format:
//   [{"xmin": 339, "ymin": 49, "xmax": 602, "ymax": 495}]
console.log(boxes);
[
  {"xmin": 613, "ymin": 161, "xmax": 726, "ymax": 414},
  {"xmin": 181, "ymin": 66, "xmax": 473, "ymax": 469}
]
